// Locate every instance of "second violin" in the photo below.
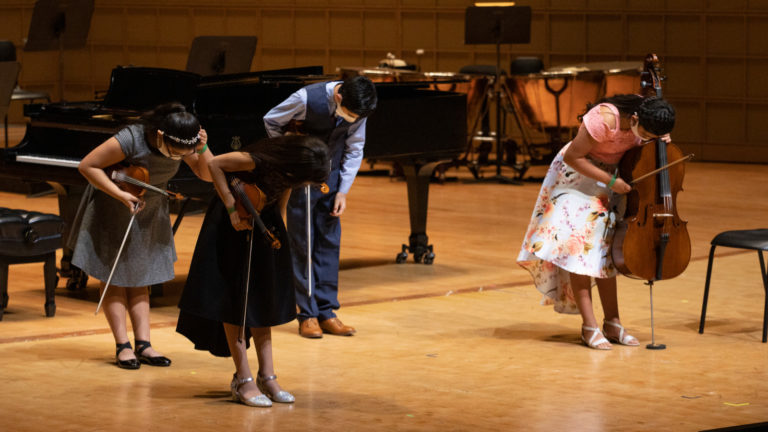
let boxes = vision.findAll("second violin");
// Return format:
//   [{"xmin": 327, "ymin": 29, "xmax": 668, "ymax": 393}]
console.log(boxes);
[{"xmin": 229, "ymin": 177, "xmax": 281, "ymax": 249}]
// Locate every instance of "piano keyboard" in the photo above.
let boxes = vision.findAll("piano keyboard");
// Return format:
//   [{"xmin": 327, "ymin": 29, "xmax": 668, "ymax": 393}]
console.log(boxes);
[{"xmin": 15, "ymin": 155, "xmax": 81, "ymax": 169}]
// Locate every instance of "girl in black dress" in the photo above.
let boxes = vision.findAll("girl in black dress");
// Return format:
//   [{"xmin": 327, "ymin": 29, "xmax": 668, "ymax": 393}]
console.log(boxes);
[{"xmin": 177, "ymin": 135, "xmax": 330, "ymax": 407}]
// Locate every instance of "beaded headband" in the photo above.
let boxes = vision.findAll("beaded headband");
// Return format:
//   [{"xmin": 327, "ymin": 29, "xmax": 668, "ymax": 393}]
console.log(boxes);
[{"xmin": 162, "ymin": 131, "xmax": 200, "ymax": 146}]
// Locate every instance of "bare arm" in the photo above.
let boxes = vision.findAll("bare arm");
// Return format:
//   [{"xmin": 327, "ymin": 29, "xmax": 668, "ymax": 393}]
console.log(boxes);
[
  {"xmin": 563, "ymin": 111, "xmax": 631, "ymax": 194},
  {"xmin": 277, "ymin": 189, "xmax": 292, "ymax": 227},
  {"xmin": 182, "ymin": 128, "xmax": 213, "ymax": 182},
  {"xmin": 208, "ymin": 151, "xmax": 256, "ymax": 231},
  {"xmin": 78, "ymin": 137, "xmax": 144, "ymax": 212}
]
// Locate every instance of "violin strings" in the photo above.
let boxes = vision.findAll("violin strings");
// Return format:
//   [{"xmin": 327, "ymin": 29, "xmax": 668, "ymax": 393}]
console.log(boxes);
[{"xmin": 113, "ymin": 171, "xmax": 169, "ymax": 197}]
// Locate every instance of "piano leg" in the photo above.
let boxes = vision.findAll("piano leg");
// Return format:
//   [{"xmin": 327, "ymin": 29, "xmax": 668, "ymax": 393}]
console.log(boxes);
[{"xmin": 396, "ymin": 160, "xmax": 444, "ymax": 265}]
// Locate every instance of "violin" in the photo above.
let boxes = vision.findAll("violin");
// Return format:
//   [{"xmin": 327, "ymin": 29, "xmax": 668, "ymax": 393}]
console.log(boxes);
[
  {"xmin": 611, "ymin": 54, "xmax": 691, "ymax": 281},
  {"xmin": 107, "ymin": 164, "xmax": 148, "ymax": 198},
  {"xmin": 229, "ymin": 177, "xmax": 281, "ymax": 249},
  {"xmin": 107, "ymin": 164, "xmax": 185, "ymax": 200}
]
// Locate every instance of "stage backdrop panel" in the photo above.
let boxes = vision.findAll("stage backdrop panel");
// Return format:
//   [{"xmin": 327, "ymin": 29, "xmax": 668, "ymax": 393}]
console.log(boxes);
[{"xmin": 1, "ymin": 0, "xmax": 767, "ymax": 162}]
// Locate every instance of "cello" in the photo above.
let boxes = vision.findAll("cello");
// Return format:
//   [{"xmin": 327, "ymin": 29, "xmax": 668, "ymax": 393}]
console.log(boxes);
[
  {"xmin": 611, "ymin": 54, "xmax": 691, "ymax": 282},
  {"xmin": 610, "ymin": 54, "xmax": 693, "ymax": 349}
]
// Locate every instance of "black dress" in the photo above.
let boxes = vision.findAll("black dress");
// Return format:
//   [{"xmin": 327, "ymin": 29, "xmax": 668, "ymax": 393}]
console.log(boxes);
[{"xmin": 177, "ymin": 175, "xmax": 295, "ymax": 357}]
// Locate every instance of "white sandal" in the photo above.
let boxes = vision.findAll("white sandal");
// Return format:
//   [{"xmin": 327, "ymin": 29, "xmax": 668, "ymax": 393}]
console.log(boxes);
[
  {"xmin": 603, "ymin": 320, "xmax": 639, "ymax": 346},
  {"xmin": 581, "ymin": 325, "xmax": 611, "ymax": 350}
]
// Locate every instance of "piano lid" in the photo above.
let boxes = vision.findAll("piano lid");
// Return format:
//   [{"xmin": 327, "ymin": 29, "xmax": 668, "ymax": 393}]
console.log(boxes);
[
  {"xmin": 102, "ymin": 66, "xmax": 201, "ymax": 112},
  {"xmin": 197, "ymin": 65, "xmax": 328, "ymax": 87}
]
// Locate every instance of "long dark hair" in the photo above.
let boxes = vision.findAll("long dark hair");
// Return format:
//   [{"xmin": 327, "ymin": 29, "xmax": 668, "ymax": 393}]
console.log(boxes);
[
  {"xmin": 134, "ymin": 102, "xmax": 200, "ymax": 150},
  {"xmin": 578, "ymin": 94, "xmax": 675, "ymax": 136},
  {"xmin": 241, "ymin": 135, "xmax": 331, "ymax": 197}
]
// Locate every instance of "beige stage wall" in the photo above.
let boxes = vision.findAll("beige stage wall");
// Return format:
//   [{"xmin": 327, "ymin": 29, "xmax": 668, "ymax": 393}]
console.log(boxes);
[{"xmin": 1, "ymin": 0, "xmax": 768, "ymax": 163}]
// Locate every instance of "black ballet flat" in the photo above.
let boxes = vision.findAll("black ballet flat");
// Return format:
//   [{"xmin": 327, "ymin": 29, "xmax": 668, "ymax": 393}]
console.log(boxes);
[
  {"xmin": 115, "ymin": 341, "xmax": 140, "ymax": 370},
  {"xmin": 134, "ymin": 339, "xmax": 171, "ymax": 367}
]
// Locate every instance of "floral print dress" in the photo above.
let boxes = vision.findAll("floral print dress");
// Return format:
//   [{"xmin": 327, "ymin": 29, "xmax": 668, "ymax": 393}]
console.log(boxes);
[{"xmin": 517, "ymin": 103, "xmax": 641, "ymax": 314}]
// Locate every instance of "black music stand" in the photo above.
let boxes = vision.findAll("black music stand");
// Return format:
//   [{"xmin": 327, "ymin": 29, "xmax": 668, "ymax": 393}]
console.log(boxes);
[
  {"xmin": 465, "ymin": 5, "xmax": 531, "ymax": 184},
  {"xmin": 24, "ymin": 0, "xmax": 94, "ymax": 101},
  {"xmin": 186, "ymin": 36, "xmax": 258, "ymax": 76}
]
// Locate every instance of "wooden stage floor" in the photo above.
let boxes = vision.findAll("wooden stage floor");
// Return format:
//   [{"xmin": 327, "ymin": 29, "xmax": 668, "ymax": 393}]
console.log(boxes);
[{"xmin": 0, "ymin": 132, "xmax": 766, "ymax": 430}]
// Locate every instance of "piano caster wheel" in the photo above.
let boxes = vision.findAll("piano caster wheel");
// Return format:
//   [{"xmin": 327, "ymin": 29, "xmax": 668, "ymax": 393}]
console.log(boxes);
[
  {"xmin": 65, "ymin": 270, "xmax": 88, "ymax": 291},
  {"xmin": 415, "ymin": 245, "xmax": 434, "ymax": 265},
  {"xmin": 65, "ymin": 278, "xmax": 77, "ymax": 291},
  {"xmin": 396, "ymin": 246, "xmax": 409, "ymax": 264}
]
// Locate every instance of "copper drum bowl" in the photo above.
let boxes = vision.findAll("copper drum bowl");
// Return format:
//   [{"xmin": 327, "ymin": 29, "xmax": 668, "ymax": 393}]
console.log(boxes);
[
  {"xmin": 505, "ymin": 68, "xmax": 602, "ymax": 130},
  {"xmin": 594, "ymin": 61, "xmax": 643, "ymax": 96},
  {"xmin": 565, "ymin": 61, "xmax": 644, "ymax": 97},
  {"xmin": 337, "ymin": 66, "xmax": 401, "ymax": 82},
  {"xmin": 505, "ymin": 61, "xmax": 642, "ymax": 131}
]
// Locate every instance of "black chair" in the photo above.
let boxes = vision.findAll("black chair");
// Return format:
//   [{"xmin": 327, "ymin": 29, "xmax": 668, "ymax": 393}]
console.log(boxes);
[
  {"xmin": 0, "ymin": 207, "xmax": 64, "ymax": 320},
  {"xmin": 699, "ymin": 229, "xmax": 768, "ymax": 342}
]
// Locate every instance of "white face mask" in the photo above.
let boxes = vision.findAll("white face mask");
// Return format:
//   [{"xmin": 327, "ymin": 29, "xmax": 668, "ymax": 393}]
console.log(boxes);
[
  {"xmin": 630, "ymin": 116, "xmax": 656, "ymax": 145},
  {"xmin": 335, "ymin": 104, "xmax": 358, "ymax": 123},
  {"xmin": 157, "ymin": 134, "xmax": 194, "ymax": 160}
]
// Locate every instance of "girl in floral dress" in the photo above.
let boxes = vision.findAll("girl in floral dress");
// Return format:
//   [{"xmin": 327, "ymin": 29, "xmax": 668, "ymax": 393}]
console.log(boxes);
[{"xmin": 517, "ymin": 95, "xmax": 675, "ymax": 350}]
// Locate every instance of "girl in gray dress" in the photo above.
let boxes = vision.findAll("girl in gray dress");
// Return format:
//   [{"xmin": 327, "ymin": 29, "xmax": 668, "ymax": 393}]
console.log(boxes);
[{"xmin": 73, "ymin": 103, "xmax": 213, "ymax": 369}]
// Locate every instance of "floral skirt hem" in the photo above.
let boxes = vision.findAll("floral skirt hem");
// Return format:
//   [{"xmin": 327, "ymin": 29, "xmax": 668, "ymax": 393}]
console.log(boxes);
[{"xmin": 516, "ymin": 144, "xmax": 624, "ymax": 314}]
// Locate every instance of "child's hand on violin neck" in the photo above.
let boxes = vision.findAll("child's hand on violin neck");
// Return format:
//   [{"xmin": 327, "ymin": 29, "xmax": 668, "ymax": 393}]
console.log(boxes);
[{"xmin": 229, "ymin": 210, "xmax": 251, "ymax": 231}]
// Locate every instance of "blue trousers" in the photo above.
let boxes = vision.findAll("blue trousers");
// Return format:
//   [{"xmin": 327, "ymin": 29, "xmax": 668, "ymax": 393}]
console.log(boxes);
[{"xmin": 287, "ymin": 183, "xmax": 342, "ymax": 322}]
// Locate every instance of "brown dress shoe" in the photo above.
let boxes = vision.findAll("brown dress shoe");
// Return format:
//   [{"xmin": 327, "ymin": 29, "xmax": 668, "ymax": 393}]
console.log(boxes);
[
  {"xmin": 299, "ymin": 318, "xmax": 323, "ymax": 338},
  {"xmin": 319, "ymin": 317, "xmax": 356, "ymax": 336}
]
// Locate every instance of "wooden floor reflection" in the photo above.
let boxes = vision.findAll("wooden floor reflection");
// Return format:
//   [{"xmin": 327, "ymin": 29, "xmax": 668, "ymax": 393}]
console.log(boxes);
[{"xmin": 1, "ymin": 126, "xmax": 767, "ymax": 431}]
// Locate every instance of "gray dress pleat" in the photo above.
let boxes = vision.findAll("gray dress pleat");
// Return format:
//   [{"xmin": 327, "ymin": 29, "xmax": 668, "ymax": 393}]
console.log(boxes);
[{"xmin": 72, "ymin": 124, "xmax": 181, "ymax": 287}]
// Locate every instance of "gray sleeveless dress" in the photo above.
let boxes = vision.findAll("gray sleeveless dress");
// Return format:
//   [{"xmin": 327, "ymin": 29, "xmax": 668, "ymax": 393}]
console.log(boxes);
[{"xmin": 71, "ymin": 124, "xmax": 181, "ymax": 287}]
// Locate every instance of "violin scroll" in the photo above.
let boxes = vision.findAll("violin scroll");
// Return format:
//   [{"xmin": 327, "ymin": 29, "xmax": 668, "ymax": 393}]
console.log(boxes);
[
  {"xmin": 641, "ymin": 53, "xmax": 664, "ymax": 98},
  {"xmin": 229, "ymin": 177, "xmax": 281, "ymax": 249}
]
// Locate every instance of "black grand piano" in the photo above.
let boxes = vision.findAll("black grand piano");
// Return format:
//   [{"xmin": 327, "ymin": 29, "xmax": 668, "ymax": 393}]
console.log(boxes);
[
  {"xmin": 195, "ymin": 70, "xmax": 468, "ymax": 264},
  {"xmin": 0, "ymin": 65, "xmax": 466, "ymax": 289}
]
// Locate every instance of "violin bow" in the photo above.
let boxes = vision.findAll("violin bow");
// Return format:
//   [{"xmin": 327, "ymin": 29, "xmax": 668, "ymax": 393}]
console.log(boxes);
[
  {"xmin": 94, "ymin": 203, "xmax": 139, "ymax": 315},
  {"xmin": 111, "ymin": 170, "xmax": 186, "ymax": 200},
  {"xmin": 238, "ymin": 219, "xmax": 256, "ymax": 342},
  {"xmin": 229, "ymin": 179, "xmax": 279, "ymax": 341},
  {"xmin": 305, "ymin": 185, "xmax": 313, "ymax": 298},
  {"xmin": 629, "ymin": 154, "xmax": 694, "ymax": 185},
  {"xmin": 302, "ymin": 183, "xmax": 328, "ymax": 298}
]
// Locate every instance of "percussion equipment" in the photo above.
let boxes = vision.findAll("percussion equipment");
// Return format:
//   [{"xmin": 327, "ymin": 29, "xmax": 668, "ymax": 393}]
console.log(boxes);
[
  {"xmin": 506, "ymin": 61, "xmax": 642, "ymax": 131},
  {"xmin": 503, "ymin": 61, "xmax": 643, "ymax": 166}
]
